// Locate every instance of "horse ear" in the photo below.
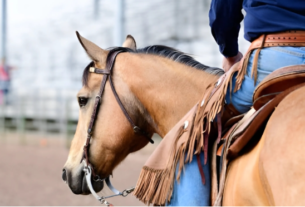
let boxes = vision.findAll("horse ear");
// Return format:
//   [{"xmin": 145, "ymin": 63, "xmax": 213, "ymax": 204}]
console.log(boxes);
[
  {"xmin": 76, "ymin": 31, "xmax": 107, "ymax": 63},
  {"xmin": 122, "ymin": 35, "xmax": 137, "ymax": 50}
]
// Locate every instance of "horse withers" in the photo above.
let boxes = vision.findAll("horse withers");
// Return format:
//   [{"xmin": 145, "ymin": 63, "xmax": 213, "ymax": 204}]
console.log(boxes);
[{"xmin": 62, "ymin": 32, "xmax": 223, "ymax": 201}]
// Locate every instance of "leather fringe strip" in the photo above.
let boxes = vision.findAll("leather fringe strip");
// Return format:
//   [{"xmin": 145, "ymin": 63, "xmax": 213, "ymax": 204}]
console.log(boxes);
[{"xmin": 234, "ymin": 34, "xmax": 266, "ymax": 92}]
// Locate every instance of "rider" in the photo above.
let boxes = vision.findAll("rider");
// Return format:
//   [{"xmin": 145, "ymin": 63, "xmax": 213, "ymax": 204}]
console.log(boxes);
[{"xmin": 209, "ymin": 0, "xmax": 305, "ymax": 114}]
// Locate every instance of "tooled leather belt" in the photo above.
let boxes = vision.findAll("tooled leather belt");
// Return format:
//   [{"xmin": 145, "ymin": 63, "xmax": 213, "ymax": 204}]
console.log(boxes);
[{"xmin": 235, "ymin": 30, "xmax": 305, "ymax": 91}]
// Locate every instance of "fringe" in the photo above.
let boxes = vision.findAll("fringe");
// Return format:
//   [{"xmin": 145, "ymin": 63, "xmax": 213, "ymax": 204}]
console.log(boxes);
[
  {"xmin": 234, "ymin": 51, "xmax": 251, "ymax": 92},
  {"xmin": 235, "ymin": 34, "xmax": 266, "ymax": 91},
  {"xmin": 251, "ymin": 48, "xmax": 261, "ymax": 86},
  {"xmin": 134, "ymin": 167, "xmax": 172, "ymax": 205},
  {"xmin": 134, "ymin": 124, "xmax": 191, "ymax": 206},
  {"xmin": 186, "ymin": 84, "xmax": 213, "ymax": 163},
  {"xmin": 188, "ymin": 69, "xmax": 237, "ymax": 165},
  {"xmin": 134, "ymin": 69, "xmax": 236, "ymax": 205}
]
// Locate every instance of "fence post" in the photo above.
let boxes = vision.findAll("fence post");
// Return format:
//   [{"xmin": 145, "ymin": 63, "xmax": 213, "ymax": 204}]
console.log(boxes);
[
  {"xmin": 0, "ymin": 102, "xmax": 6, "ymax": 142},
  {"xmin": 114, "ymin": 0, "xmax": 125, "ymax": 46},
  {"xmin": 17, "ymin": 96, "xmax": 26, "ymax": 144},
  {"xmin": 65, "ymin": 97, "xmax": 71, "ymax": 149},
  {"xmin": 1, "ymin": 0, "xmax": 7, "ymax": 67}
]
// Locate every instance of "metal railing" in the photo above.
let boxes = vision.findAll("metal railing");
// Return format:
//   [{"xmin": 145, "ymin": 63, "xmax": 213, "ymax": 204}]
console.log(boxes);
[{"xmin": 0, "ymin": 93, "xmax": 79, "ymax": 147}]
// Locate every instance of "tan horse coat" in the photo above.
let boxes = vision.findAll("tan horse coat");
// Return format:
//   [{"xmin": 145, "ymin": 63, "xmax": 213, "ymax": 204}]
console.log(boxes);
[{"xmin": 223, "ymin": 85, "xmax": 305, "ymax": 205}]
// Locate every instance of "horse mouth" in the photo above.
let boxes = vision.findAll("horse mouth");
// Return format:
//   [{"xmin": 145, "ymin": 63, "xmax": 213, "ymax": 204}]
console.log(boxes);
[{"xmin": 63, "ymin": 167, "xmax": 104, "ymax": 195}]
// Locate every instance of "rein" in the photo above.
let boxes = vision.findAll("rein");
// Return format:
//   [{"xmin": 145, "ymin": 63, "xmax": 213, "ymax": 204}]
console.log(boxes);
[{"xmin": 81, "ymin": 48, "xmax": 154, "ymax": 205}]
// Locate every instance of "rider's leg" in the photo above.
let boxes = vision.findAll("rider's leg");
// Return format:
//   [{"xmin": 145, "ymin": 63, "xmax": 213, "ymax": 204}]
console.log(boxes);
[
  {"xmin": 226, "ymin": 47, "xmax": 305, "ymax": 114},
  {"xmin": 167, "ymin": 151, "xmax": 211, "ymax": 206}
]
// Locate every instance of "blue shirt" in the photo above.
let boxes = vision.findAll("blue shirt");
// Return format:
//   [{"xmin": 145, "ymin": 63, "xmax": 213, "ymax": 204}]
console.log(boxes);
[{"xmin": 209, "ymin": 0, "xmax": 305, "ymax": 57}]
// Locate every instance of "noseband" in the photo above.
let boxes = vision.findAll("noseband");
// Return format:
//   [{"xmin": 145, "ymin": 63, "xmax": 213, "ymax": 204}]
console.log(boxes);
[{"xmin": 81, "ymin": 48, "xmax": 154, "ymax": 205}]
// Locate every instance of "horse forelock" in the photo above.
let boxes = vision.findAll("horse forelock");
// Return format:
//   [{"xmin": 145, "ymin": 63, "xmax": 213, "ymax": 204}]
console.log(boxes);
[{"xmin": 82, "ymin": 45, "xmax": 224, "ymax": 87}]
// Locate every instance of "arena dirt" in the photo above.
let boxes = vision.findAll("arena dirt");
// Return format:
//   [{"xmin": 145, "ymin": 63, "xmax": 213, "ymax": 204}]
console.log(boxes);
[{"xmin": 0, "ymin": 134, "xmax": 159, "ymax": 206}]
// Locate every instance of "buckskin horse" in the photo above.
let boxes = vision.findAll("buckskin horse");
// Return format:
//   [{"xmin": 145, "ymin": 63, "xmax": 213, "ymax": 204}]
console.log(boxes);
[
  {"xmin": 62, "ymin": 32, "xmax": 223, "ymax": 204},
  {"xmin": 62, "ymin": 32, "xmax": 305, "ymax": 206}
]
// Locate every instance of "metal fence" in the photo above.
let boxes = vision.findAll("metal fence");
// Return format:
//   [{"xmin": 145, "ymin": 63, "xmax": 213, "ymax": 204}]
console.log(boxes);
[{"xmin": 0, "ymin": 93, "xmax": 78, "ymax": 146}]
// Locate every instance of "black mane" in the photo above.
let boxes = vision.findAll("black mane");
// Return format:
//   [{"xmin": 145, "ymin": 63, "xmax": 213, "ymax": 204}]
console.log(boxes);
[{"xmin": 82, "ymin": 46, "xmax": 224, "ymax": 86}]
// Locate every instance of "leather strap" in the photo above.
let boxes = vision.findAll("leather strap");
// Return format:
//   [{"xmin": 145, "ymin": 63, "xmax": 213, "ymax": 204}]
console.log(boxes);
[
  {"xmin": 108, "ymin": 76, "xmax": 152, "ymax": 139},
  {"xmin": 196, "ymin": 153, "xmax": 206, "ymax": 185}
]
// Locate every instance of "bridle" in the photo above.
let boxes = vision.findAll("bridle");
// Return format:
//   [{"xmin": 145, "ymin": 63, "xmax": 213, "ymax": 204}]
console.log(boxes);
[{"xmin": 81, "ymin": 48, "xmax": 154, "ymax": 205}]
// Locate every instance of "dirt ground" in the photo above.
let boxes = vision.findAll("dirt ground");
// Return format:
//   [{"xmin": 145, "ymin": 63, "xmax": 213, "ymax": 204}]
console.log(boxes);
[{"xmin": 0, "ymin": 133, "xmax": 159, "ymax": 206}]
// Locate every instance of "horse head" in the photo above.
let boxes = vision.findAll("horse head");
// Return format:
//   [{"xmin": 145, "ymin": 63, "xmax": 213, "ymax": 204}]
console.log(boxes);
[
  {"xmin": 62, "ymin": 32, "xmax": 153, "ymax": 195},
  {"xmin": 62, "ymin": 31, "xmax": 223, "ymax": 198}
]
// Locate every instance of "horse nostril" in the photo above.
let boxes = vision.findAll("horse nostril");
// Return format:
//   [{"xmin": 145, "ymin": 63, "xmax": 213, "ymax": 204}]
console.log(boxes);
[{"xmin": 62, "ymin": 169, "xmax": 67, "ymax": 182}]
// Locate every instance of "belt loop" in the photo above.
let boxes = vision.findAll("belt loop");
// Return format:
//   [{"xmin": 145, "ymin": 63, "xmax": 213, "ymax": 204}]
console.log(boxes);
[{"xmin": 260, "ymin": 34, "xmax": 266, "ymax": 48}]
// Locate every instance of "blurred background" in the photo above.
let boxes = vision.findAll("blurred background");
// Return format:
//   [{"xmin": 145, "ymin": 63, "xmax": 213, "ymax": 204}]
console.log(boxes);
[{"xmin": 0, "ymin": 0, "xmax": 249, "ymax": 205}]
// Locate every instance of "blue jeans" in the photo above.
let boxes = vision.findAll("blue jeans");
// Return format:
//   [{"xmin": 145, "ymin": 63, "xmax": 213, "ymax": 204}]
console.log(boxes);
[
  {"xmin": 226, "ymin": 47, "xmax": 305, "ymax": 113},
  {"xmin": 167, "ymin": 152, "xmax": 211, "ymax": 206}
]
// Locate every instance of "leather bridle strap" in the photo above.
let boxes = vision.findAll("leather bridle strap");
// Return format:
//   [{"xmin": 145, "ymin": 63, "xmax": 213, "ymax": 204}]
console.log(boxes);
[
  {"xmin": 83, "ymin": 69, "xmax": 109, "ymax": 178},
  {"xmin": 108, "ymin": 76, "xmax": 152, "ymax": 139},
  {"xmin": 82, "ymin": 49, "xmax": 154, "ymax": 179}
]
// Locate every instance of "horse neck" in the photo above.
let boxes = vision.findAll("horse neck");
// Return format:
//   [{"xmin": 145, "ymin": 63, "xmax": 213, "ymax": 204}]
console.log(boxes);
[{"xmin": 116, "ymin": 53, "xmax": 220, "ymax": 137}]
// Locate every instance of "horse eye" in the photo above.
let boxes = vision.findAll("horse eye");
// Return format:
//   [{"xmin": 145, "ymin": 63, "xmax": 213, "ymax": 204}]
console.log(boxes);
[{"xmin": 78, "ymin": 97, "xmax": 88, "ymax": 108}]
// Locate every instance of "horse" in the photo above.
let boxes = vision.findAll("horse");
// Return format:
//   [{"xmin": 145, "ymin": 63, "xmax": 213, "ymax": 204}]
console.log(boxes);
[
  {"xmin": 62, "ymin": 32, "xmax": 223, "ymax": 199},
  {"xmin": 62, "ymin": 33, "xmax": 305, "ymax": 206}
]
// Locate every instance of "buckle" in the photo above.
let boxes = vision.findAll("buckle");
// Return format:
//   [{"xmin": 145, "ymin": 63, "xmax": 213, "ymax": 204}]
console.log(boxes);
[
  {"xmin": 89, "ymin": 67, "xmax": 95, "ymax": 73},
  {"xmin": 133, "ymin": 126, "xmax": 140, "ymax": 133}
]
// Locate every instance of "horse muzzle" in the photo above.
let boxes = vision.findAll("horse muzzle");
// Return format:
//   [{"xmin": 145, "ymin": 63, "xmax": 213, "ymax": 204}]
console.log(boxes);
[{"xmin": 62, "ymin": 166, "xmax": 104, "ymax": 195}]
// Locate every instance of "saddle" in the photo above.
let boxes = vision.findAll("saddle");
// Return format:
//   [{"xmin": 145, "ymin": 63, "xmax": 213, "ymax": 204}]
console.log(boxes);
[
  {"xmin": 227, "ymin": 64, "xmax": 305, "ymax": 159},
  {"xmin": 253, "ymin": 64, "xmax": 305, "ymax": 110},
  {"xmin": 212, "ymin": 64, "xmax": 305, "ymax": 205}
]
